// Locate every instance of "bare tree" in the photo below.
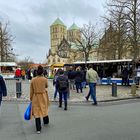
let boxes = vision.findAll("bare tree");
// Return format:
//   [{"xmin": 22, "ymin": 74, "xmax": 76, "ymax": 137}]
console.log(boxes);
[
  {"xmin": 124, "ymin": 0, "xmax": 140, "ymax": 59},
  {"xmin": 103, "ymin": 0, "xmax": 128, "ymax": 59},
  {"xmin": 0, "ymin": 21, "xmax": 15, "ymax": 62},
  {"xmin": 76, "ymin": 22, "xmax": 98, "ymax": 64},
  {"xmin": 105, "ymin": 0, "xmax": 140, "ymax": 60},
  {"xmin": 18, "ymin": 56, "xmax": 34, "ymax": 70}
]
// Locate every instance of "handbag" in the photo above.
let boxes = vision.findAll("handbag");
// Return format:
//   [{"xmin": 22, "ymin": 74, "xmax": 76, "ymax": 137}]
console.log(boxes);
[{"xmin": 24, "ymin": 102, "xmax": 32, "ymax": 120}]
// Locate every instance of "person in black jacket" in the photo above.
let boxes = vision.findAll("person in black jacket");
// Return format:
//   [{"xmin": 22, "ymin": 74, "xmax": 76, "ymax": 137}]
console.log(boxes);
[
  {"xmin": 0, "ymin": 75, "xmax": 7, "ymax": 106},
  {"xmin": 56, "ymin": 69, "xmax": 69, "ymax": 111},
  {"xmin": 121, "ymin": 67, "xmax": 129, "ymax": 86},
  {"xmin": 68, "ymin": 66, "xmax": 76, "ymax": 90},
  {"xmin": 75, "ymin": 67, "xmax": 83, "ymax": 93}
]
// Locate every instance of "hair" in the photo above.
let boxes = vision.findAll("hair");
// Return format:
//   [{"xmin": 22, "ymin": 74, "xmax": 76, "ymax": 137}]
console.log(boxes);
[
  {"xmin": 56, "ymin": 68, "xmax": 62, "ymax": 74},
  {"xmin": 37, "ymin": 65, "xmax": 44, "ymax": 75},
  {"xmin": 59, "ymin": 69, "xmax": 64, "ymax": 75},
  {"xmin": 88, "ymin": 64, "xmax": 93, "ymax": 69}
]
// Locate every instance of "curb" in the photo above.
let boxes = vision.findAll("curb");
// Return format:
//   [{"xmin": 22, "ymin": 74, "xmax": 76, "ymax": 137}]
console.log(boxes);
[{"xmin": 3, "ymin": 96, "xmax": 140, "ymax": 104}]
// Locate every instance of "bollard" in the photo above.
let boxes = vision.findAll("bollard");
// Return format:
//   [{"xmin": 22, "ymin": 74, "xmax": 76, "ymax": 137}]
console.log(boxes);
[
  {"xmin": 16, "ymin": 79, "xmax": 22, "ymax": 98},
  {"xmin": 112, "ymin": 81, "xmax": 117, "ymax": 97},
  {"xmin": 131, "ymin": 83, "xmax": 136, "ymax": 95}
]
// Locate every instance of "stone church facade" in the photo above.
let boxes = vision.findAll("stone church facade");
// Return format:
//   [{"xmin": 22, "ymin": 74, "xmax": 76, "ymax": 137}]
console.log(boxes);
[{"xmin": 47, "ymin": 18, "xmax": 82, "ymax": 65}]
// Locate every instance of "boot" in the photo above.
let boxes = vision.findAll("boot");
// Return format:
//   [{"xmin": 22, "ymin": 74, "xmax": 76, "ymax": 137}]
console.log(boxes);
[
  {"xmin": 64, "ymin": 102, "xmax": 67, "ymax": 111},
  {"xmin": 59, "ymin": 100, "xmax": 62, "ymax": 108},
  {"xmin": 43, "ymin": 115, "xmax": 49, "ymax": 125}
]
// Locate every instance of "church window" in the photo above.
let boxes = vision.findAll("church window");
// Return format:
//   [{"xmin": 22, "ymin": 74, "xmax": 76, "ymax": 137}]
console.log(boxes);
[
  {"xmin": 53, "ymin": 58, "xmax": 55, "ymax": 63},
  {"xmin": 58, "ymin": 58, "xmax": 60, "ymax": 62},
  {"xmin": 55, "ymin": 27, "xmax": 57, "ymax": 32}
]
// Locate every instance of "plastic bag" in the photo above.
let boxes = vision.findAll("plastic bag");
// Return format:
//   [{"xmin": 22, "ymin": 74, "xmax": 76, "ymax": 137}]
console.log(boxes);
[{"xmin": 24, "ymin": 102, "xmax": 32, "ymax": 120}]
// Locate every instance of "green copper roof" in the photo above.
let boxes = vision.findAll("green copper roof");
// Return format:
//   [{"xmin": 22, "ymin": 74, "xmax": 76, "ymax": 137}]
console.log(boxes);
[
  {"xmin": 69, "ymin": 23, "xmax": 79, "ymax": 30},
  {"xmin": 51, "ymin": 18, "xmax": 66, "ymax": 26}
]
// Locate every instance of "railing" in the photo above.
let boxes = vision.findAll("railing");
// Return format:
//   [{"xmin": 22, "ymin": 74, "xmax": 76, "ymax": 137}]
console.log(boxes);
[{"xmin": 5, "ymin": 78, "xmax": 30, "ymax": 99}]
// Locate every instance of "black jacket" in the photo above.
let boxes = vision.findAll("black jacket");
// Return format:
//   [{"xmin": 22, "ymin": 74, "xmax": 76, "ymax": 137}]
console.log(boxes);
[
  {"xmin": 0, "ymin": 75, "xmax": 7, "ymax": 104},
  {"xmin": 56, "ymin": 75, "xmax": 69, "ymax": 92}
]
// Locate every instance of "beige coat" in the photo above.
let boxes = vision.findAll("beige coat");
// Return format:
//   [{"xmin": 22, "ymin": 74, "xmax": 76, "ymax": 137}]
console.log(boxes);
[{"xmin": 30, "ymin": 76, "xmax": 49, "ymax": 118}]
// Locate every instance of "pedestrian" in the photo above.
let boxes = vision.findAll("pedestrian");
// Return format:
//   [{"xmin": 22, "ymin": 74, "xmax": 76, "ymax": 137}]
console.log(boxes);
[
  {"xmin": 30, "ymin": 65, "xmax": 50, "ymax": 134},
  {"xmin": 0, "ymin": 75, "xmax": 7, "ymax": 106},
  {"xmin": 121, "ymin": 67, "xmax": 129, "ymax": 86},
  {"xmin": 53, "ymin": 69, "xmax": 61, "ymax": 100},
  {"xmin": 85, "ymin": 64, "xmax": 99, "ymax": 105},
  {"xmin": 106, "ymin": 66, "xmax": 112, "ymax": 85},
  {"xmin": 68, "ymin": 66, "xmax": 76, "ymax": 90},
  {"xmin": 21, "ymin": 69, "xmax": 26, "ymax": 80},
  {"xmin": 81, "ymin": 68, "xmax": 87, "ymax": 88},
  {"xmin": 75, "ymin": 67, "xmax": 83, "ymax": 93},
  {"xmin": 56, "ymin": 69, "xmax": 69, "ymax": 111}
]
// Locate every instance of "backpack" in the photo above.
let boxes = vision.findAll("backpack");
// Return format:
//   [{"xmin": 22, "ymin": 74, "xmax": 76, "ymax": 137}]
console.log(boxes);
[{"xmin": 58, "ymin": 76, "xmax": 68, "ymax": 90}]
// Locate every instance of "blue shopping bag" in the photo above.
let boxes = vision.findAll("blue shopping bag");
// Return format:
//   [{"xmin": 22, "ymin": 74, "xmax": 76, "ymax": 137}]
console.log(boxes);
[{"xmin": 24, "ymin": 102, "xmax": 32, "ymax": 120}]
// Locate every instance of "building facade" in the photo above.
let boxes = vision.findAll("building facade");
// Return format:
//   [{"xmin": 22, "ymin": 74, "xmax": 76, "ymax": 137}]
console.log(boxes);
[
  {"xmin": 47, "ymin": 18, "xmax": 82, "ymax": 65},
  {"xmin": 98, "ymin": 24, "xmax": 135, "ymax": 60}
]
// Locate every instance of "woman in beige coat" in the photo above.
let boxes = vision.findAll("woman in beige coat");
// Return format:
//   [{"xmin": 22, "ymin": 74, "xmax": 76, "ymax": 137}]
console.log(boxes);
[{"xmin": 30, "ymin": 65, "xmax": 50, "ymax": 134}]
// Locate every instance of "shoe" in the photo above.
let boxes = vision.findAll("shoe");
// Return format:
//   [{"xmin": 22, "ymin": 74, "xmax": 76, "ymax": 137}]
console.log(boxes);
[
  {"xmin": 37, "ymin": 131, "xmax": 41, "ymax": 134},
  {"xmin": 64, "ymin": 107, "xmax": 67, "ymax": 111},
  {"xmin": 85, "ymin": 97, "xmax": 88, "ymax": 101},
  {"xmin": 59, "ymin": 105, "xmax": 62, "ymax": 108},
  {"xmin": 92, "ymin": 102, "xmax": 98, "ymax": 106}
]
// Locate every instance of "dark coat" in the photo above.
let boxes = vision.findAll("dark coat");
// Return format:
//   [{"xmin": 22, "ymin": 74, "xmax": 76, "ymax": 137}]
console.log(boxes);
[
  {"xmin": 68, "ymin": 70, "xmax": 76, "ymax": 80},
  {"xmin": 0, "ymin": 75, "xmax": 7, "ymax": 105},
  {"xmin": 75, "ymin": 71, "xmax": 83, "ymax": 83},
  {"xmin": 56, "ymin": 75, "xmax": 69, "ymax": 92}
]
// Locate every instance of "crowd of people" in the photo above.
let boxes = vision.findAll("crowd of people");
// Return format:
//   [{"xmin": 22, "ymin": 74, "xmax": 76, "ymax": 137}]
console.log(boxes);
[
  {"xmin": 29, "ymin": 64, "xmax": 100, "ymax": 134},
  {"xmin": 14, "ymin": 68, "xmax": 48, "ymax": 80}
]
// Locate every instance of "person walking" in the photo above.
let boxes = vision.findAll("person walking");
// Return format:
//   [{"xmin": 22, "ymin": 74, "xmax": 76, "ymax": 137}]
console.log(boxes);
[
  {"xmin": 68, "ymin": 66, "xmax": 76, "ymax": 90},
  {"xmin": 85, "ymin": 64, "xmax": 99, "ymax": 105},
  {"xmin": 56, "ymin": 69, "xmax": 69, "ymax": 111},
  {"xmin": 0, "ymin": 75, "xmax": 7, "ymax": 106},
  {"xmin": 30, "ymin": 65, "xmax": 50, "ymax": 134},
  {"xmin": 53, "ymin": 69, "xmax": 61, "ymax": 100},
  {"xmin": 75, "ymin": 67, "xmax": 83, "ymax": 93},
  {"xmin": 121, "ymin": 67, "xmax": 129, "ymax": 86}
]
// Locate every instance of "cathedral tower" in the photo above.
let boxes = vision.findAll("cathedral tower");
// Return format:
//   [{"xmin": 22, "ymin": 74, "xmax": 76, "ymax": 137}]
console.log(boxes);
[
  {"xmin": 67, "ymin": 23, "xmax": 81, "ymax": 43},
  {"xmin": 50, "ymin": 18, "xmax": 67, "ymax": 54}
]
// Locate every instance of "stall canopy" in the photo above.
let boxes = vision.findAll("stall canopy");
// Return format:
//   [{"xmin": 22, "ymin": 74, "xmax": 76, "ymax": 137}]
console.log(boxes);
[{"xmin": 0, "ymin": 62, "xmax": 17, "ymax": 66}]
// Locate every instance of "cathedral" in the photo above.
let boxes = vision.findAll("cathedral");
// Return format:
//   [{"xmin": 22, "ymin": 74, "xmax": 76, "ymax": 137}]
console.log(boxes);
[{"xmin": 47, "ymin": 18, "xmax": 82, "ymax": 65}]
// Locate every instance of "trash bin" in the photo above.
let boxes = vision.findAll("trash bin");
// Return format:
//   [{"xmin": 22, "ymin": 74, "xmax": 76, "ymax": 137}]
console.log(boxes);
[
  {"xmin": 16, "ymin": 79, "xmax": 22, "ymax": 98},
  {"xmin": 112, "ymin": 81, "xmax": 117, "ymax": 97}
]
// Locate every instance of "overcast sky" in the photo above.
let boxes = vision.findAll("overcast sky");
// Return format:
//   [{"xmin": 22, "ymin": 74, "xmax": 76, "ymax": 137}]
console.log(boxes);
[{"xmin": 0, "ymin": 0, "xmax": 106, "ymax": 63}]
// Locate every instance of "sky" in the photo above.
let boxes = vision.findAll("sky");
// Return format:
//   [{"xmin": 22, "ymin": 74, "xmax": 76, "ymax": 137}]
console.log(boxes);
[{"xmin": 0, "ymin": 0, "xmax": 106, "ymax": 63}]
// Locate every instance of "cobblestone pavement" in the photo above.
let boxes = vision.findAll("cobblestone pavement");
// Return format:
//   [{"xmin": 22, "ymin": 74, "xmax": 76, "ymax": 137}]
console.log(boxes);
[{"xmin": 3, "ymin": 79, "xmax": 140, "ymax": 103}]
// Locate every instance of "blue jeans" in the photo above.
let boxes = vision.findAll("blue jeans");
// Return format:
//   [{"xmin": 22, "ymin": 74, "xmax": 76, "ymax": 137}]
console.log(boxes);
[
  {"xmin": 59, "ymin": 91, "xmax": 68, "ymax": 107},
  {"xmin": 82, "ymin": 81, "xmax": 87, "ymax": 88},
  {"xmin": 75, "ymin": 82, "xmax": 83, "ymax": 93},
  {"xmin": 54, "ymin": 86, "xmax": 58, "ymax": 99},
  {"xmin": 88, "ymin": 83, "xmax": 97, "ymax": 103}
]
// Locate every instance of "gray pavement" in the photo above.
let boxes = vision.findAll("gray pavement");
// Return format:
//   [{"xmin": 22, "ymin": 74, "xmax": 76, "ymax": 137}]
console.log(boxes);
[
  {"xmin": 0, "ymin": 100, "xmax": 140, "ymax": 140},
  {"xmin": 3, "ymin": 79, "xmax": 140, "ymax": 103},
  {"xmin": 1, "ymin": 79, "xmax": 140, "ymax": 140}
]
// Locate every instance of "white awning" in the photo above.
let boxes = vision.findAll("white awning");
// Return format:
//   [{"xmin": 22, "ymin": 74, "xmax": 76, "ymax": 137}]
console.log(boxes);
[{"xmin": 0, "ymin": 62, "xmax": 17, "ymax": 66}]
